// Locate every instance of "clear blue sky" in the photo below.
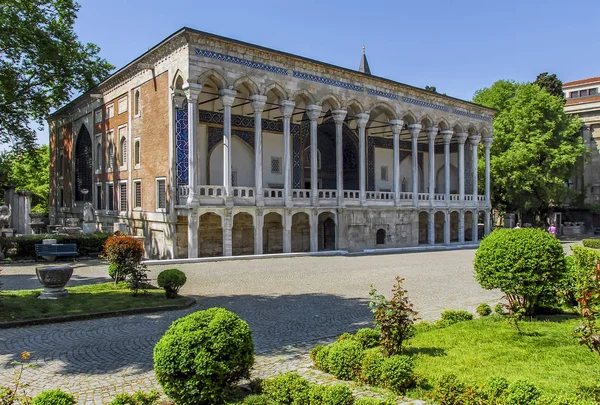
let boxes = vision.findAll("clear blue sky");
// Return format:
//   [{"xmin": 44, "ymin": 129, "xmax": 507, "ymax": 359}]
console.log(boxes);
[{"xmin": 35, "ymin": 0, "xmax": 600, "ymax": 145}]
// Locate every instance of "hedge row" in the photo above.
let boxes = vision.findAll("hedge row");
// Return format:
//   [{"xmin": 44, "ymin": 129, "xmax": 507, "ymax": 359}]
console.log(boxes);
[
  {"xmin": 582, "ymin": 239, "xmax": 600, "ymax": 249},
  {"xmin": 1, "ymin": 233, "xmax": 111, "ymax": 259}
]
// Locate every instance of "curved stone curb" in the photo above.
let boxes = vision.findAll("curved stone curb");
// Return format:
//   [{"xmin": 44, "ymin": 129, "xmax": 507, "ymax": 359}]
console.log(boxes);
[{"xmin": 0, "ymin": 297, "xmax": 196, "ymax": 329}]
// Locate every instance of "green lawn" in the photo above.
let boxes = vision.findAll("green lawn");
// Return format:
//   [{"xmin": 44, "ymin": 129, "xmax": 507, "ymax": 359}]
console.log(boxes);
[
  {"xmin": 405, "ymin": 315, "xmax": 600, "ymax": 397},
  {"xmin": 0, "ymin": 282, "xmax": 189, "ymax": 323}
]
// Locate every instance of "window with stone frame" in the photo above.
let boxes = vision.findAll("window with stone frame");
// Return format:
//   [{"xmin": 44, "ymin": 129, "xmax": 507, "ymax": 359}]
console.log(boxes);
[
  {"xmin": 107, "ymin": 104, "xmax": 114, "ymax": 118},
  {"xmin": 134, "ymin": 180, "xmax": 142, "ymax": 209},
  {"xmin": 119, "ymin": 182, "xmax": 127, "ymax": 212},
  {"xmin": 271, "ymin": 156, "xmax": 282, "ymax": 174},
  {"xmin": 380, "ymin": 165, "xmax": 389, "ymax": 181},
  {"xmin": 590, "ymin": 88, "xmax": 598, "ymax": 96},
  {"xmin": 156, "ymin": 178, "xmax": 167, "ymax": 211},
  {"xmin": 95, "ymin": 136, "xmax": 102, "ymax": 172},
  {"xmin": 134, "ymin": 89, "xmax": 141, "ymax": 117},
  {"xmin": 580, "ymin": 89, "xmax": 589, "ymax": 97},
  {"xmin": 570, "ymin": 91, "xmax": 579, "ymax": 98},
  {"xmin": 94, "ymin": 109, "xmax": 102, "ymax": 124},
  {"xmin": 118, "ymin": 126, "xmax": 127, "ymax": 167},
  {"xmin": 134, "ymin": 138, "xmax": 141, "ymax": 168},
  {"xmin": 106, "ymin": 183, "xmax": 114, "ymax": 211},
  {"xmin": 118, "ymin": 96, "xmax": 128, "ymax": 114},
  {"xmin": 95, "ymin": 183, "xmax": 103, "ymax": 210}
]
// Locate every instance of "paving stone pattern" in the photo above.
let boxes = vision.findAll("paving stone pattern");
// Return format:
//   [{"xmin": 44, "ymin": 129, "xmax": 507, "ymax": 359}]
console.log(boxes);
[{"xmin": 0, "ymin": 250, "xmax": 500, "ymax": 404}]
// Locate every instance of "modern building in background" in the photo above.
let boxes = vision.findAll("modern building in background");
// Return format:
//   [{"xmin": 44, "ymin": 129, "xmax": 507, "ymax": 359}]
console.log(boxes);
[{"xmin": 48, "ymin": 27, "xmax": 495, "ymax": 259}]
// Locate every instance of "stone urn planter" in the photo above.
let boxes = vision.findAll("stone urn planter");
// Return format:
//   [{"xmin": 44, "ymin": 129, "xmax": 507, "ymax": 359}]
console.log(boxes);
[{"xmin": 35, "ymin": 265, "xmax": 73, "ymax": 299}]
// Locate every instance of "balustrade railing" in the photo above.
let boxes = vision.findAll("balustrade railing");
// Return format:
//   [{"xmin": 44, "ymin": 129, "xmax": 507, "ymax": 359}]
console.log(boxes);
[
  {"xmin": 199, "ymin": 185, "xmax": 225, "ymax": 197},
  {"xmin": 366, "ymin": 191, "xmax": 394, "ymax": 200},
  {"xmin": 177, "ymin": 185, "xmax": 190, "ymax": 204},
  {"xmin": 292, "ymin": 189, "xmax": 311, "ymax": 199},
  {"xmin": 344, "ymin": 190, "xmax": 360, "ymax": 199},
  {"xmin": 449, "ymin": 194, "xmax": 460, "ymax": 201},
  {"xmin": 464, "ymin": 194, "xmax": 474, "ymax": 201},
  {"xmin": 318, "ymin": 190, "xmax": 337, "ymax": 199},
  {"xmin": 418, "ymin": 193, "xmax": 430, "ymax": 201},
  {"xmin": 233, "ymin": 187, "xmax": 255, "ymax": 198},
  {"xmin": 433, "ymin": 194, "xmax": 446, "ymax": 201},
  {"xmin": 399, "ymin": 192, "xmax": 412, "ymax": 200},
  {"xmin": 477, "ymin": 195, "xmax": 486, "ymax": 202},
  {"xmin": 263, "ymin": 188, "xmax": 284, "ymax": 198}
]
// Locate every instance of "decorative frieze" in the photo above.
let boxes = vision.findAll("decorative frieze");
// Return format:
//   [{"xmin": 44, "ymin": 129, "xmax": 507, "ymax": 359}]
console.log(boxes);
[{"xmin": 196, "ymin": 48, "xmax": 288, "ymax": 75}]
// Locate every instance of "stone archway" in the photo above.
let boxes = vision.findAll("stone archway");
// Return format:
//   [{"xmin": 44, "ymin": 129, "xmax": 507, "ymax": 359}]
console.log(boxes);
[
  {"xmin": 450, "ymin": 211, "xmax": 459, "ymax": 242},
  {"xmin": 434, "ymin": 211, "xmax": 445, "ymax": 244},
  {"xmin": 232, "ymin": 212, "xmax": 254, "ymax": 256},
  {"xmin": 75, "ymin": 125, "xmax": 93, "ymax": 202},
  {"xmin": 418, "ymin": 211, "xmax": 428, "ymax": 244},
  {"xmin": 465, "ymin": 211, "xmax": 473, "ymax": 242},
  {"xmin": 198, "ymin": 213, "xmax": 223, "ymax": 257},
  {"xmin": 263, "ymin": 212, "xmax": 283, "ymax": 254},
  {"xmin": 291, "ymin": 212, "xmax": 310, "ymax": 252},
  {"xmin": 318, "ymin": 212, "xmax": 336, "ymax": 251},
  {"xmin": 376, "ymin": 229, "xmax": 386, "ymax": 245}
]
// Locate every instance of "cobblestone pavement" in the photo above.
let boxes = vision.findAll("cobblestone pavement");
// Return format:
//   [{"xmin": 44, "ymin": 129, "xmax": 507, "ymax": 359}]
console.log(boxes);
[{"xmin": 0, "ymin": 250, "xmax": 501, "ymax": 403}]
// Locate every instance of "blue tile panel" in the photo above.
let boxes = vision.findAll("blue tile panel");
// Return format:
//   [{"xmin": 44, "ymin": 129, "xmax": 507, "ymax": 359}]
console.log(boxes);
[
  {"xmin": 453, "ymin": 108, "xmax": 492, "ymax": 122},
  {"xmin": 402, "ymin": 97, "xmax": 451, "ymax": 112},
  {"xmin": 292, "ymin": 71, "xmax": 365, "ymax": 92},
  {"xmin": 367, "ymin": 88, "xmax": 399, "ymax": 100},
  {"xmin": 195, "ymin": 48, "xmax": 288, "ymax": 75},
  {"xmin": 175, "ymin": 99, "xmax": 189, "ymax": 187}
]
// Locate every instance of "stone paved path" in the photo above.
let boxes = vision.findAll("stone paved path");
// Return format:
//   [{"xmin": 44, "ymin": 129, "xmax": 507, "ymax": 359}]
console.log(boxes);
[{"xmin": 0, "ymin": 250, "xmax": 501, "ymax": 403}]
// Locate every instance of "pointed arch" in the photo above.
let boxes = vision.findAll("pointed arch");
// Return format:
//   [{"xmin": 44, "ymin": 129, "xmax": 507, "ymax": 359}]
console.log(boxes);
[
  {"xmin": 318, "ymin": 94, "xmax": 342, "ymax": 111},
  {"xmin": 467, "ymin": 123, "xmax": 478, "ymax": 136},
  {"xmin": 291, "ymin": 88, "xmax": 316, "ymax": 106},
  {"xmin": 480, "ymin": 126, "xmax": 491, "ymax": 138},
  {"xmin": 233, "ymin": 76, "xmax": 259, "ymax": 95},
  {"xmin": 367, "ymin": 101, "xmax": 398, "ymax": 120},
  {"xmin": 75, "ymin": 124, "xmax": 93, "ymax": 202},
  {"xmin": 262, "ymin": 82, "xmax": 288, "ymax": 100},
  {"xmin": 420, "ymin": 114, "xmax": 435, "ymax": 129},
  {"xmin": 172, "ymin": 70, "xmax": 185, "ymax": 89},
  {"xmin": 197, "ymin": 69, "xmax": 228, "ymax": 90},
  {"xmin": 437, "ymin": 118, "xmax": 450, "ymax": 131},
  {"xmin": 451, "ymin": 121, "xmax": 465, "ymax": 134},
  {"xmin": 345, "ymin": 99, "xmax": 364, "ymax": 115},
  {"xmin": 402, "ymin": 111, "xmax": 418, "ymax": 125}
]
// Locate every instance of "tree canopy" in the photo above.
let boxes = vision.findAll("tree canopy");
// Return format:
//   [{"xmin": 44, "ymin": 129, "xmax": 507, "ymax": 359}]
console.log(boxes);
[
  {"xmin": 534, "ymin": 72, "xmax": 565, "ymax": 100},
  {"xmin": 0, "ymin": 145, "xmax": 50, "ymax": 214},
  {"xmin": 0, "ymin": 0, "xmax": 113, "ymax": 150},
  {"xmin": 473, "ymin": 80, "xmax": 584, "ymax": 219}
]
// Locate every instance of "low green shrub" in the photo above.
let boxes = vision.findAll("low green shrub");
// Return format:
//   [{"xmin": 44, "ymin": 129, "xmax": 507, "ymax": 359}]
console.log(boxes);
[
  {"xmin": 153, "ymin": 308, "xmax": 254, "ymax": 405},
  {"xmin": 359, "ymin": 347, "xmax": 385, "ymax": 385},
  {"xmin": 157, "ymin": 268, "xmax": 187, "ymax": 298},
  {"xmin": 353, "ymin": 398, "xmax": 395, "ymax": 405},
  {"xmin": 354, "ymin": 328, "xmax": 381, "ymax": 349},
  {"xmin": 326, "ymin": 339, "xmax": 364, "ymax": 380},
  {"xmin": 308, "ymin": 384, "xmax": 353, "ymax": 405},
  {"xmin": 494, "ymin": 303, "xmax": 505, "ymax": 315},
  {"xmin": 261, "ymin": 372, "xmax": 311, "ymax": 405},
  {"xmin": 32, "ymin": 390, "xmax": 75, "ymax": 405},
  {"xmin": 108, "ymin": 263, "xmax": 126, "ymax": 283},
  {"xmin": 108, "ymin": 391, "xmax": 159, "ymax": 405},
  {"xmin": 1, "ymin": 233, "xmax": 110, "ymax": 259},
  {"xmin": 439, "ymin": 310, "xmax": 474, "ymax": 327},
  {"xmin": 582, "ymin": 239, "xmax": 600, "ymax": 249},
  {"xmin": 237, "ymin": 394, "xmax": 278, "ymax": 405},
  {"xmin": 380, "ymin": 355, "xmax": 414, "ymax": 394},
  {"xmin": 476, "ymin": 303, "xmax": 492, "ymax": 317},
  {"xmin": 503, "ymin": 380, "xmax": 540, "ymax": 404},
  {"xmin": 484, "ymin": 376, "xmax": 509, "ymax": 402},
  {"xmin": 427, "ymin": 374, "xmax": 467, "ymax": 405},
  {"xmin": 310, "ymin": 345, "xmax": 330, "ymax": 373}
]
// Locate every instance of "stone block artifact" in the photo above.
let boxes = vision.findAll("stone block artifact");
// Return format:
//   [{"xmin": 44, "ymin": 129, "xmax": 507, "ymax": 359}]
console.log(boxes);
[
  {"xmin": 0, "ymin": 205, "xmax": 11, "ymax": 229},
  {"xmin": 35, "ymin": 265, "xmax": 74, "ymax": 299}
]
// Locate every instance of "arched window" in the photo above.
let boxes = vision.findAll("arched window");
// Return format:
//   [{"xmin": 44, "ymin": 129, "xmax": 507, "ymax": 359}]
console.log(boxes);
[
  {"xmin": 376, "ymin": 229, "xmax": 386, "ymax": 245},
  {"xmin": 303, "ymin": 146, "xmax": 321, "ymax": 169},
  {"xmin": 134, "ymin": 139, "xmax": 140, "ymax": 167},
  {"xmin": 134, "ymin": 89, "xmax": 140, "ymax": 116},
  {"xmin": 75, "ymin": 126, "xmax": 93, "ymax": 201},
  {"xmin": 96, "ymin": 142, "xmax": 102, "ymax": 171},
  {"xmin": 120, "ymin": 137, "xmax": 127, "ymax": 166},
  {"xmin": 107, "ymin": 142, "xmax": 114, "ymax": 171}
]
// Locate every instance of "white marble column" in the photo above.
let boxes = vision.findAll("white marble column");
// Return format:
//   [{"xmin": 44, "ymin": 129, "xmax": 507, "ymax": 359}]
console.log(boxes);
[
  {"xmin": 458, "ymin": 210, "xmax": 465, "ymax": 243},
  {"xmin": 456, "ymin": 133, "xmax": 468, "ymax": 202},
  {"xmin": 484, "ymin": 210, "xmax": 491, "ymax": 236},
  {"xmin": 472, "ymin": 208, "xmax": 479, "ymax": 242},
  {"xmin": 441, "ymin": 130, "xmax": 453, "ymax": 203},
  {"xmin": 250, "ymin": 95, "xmax": 267, "ymax": 207},
  {"xmin": 254, "ymin": 208, "xmax": 264, "ymax": 255},
  {"xmin": 283, "ymin": 209, "xmax": 292, "ymax": 253},
  {"xmin": 183, "ymin": 82, "xmax": 202, "ymax": 206},
  {"xmin": 483, "ymin": 137, "xmax": 493, "ymax": 206},
  {"xmin": 428, "ymin": 210, "xmax": 435, "ymax": 245},
  {"xmin": 220, "ymin": 89, "xmax": 236, "ymax": 198},
  {"xmin": 281, "ymin": 100, "xmax": 295, "ymax": 207},
  {"xmin": 307, "ymin": 105, "xmax": 322, "ymax": 206},
  {"xmin": 332, "ymin": 109, "xmax": 347, "ymax": 206},
  {"xmin": 470, "ymin": 134, "xmax": 481, "ymax": 200},
  {"xmin": 199, "ymin": 125, "xmax": 208, "ymax": 184},
  {"xmin": 187, "ymin": 212, "xmax": 199, "ymax": 258},
  {"xmin": 390, "ymin": 119, "xmax": 404, "ymax": 206},
  {"xmin": 356, "ymin": 113, "xmax": 369, "ymax": 206},
  {"xmin": 427, "ymin": 127, "xmax": 438, "ymax": 200},
  {"xmin": 223, "ymin": 210, "xmax": 233, "ymax": 256},
  {"xmin": 408, "ymin": 124, "xmax": 422, "ymax": 206},
  {"xmin": 444, "ymin": 211, "xmax": 450, "ymax": 245},
  {"xmin": 310, "ymin": 209, "xmax": 318, "ymax": 252}
]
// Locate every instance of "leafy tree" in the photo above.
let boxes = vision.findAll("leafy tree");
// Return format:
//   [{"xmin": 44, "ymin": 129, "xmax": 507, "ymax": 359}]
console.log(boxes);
[
  {"xmin": 473, "ymin": 80, "xmax": 584, "ymax": 220},
  {"xmin": 534, "ymin": 72, "xmax": 565, "ymax": 100},
  {"xmin": 0, "ymin": 0, "xmax": 113, "ymax": 150},
  {"xmin": 0, "ymin": 145, "xmax": 49, "ymax": 214},
  {"xmin": 425, "ymin": 85, "xmax": 437, "ymax": 93}
]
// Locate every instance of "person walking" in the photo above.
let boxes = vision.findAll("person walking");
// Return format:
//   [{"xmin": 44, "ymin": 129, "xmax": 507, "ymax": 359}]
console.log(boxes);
[{"xmin": 548, "ymin": 222, "xmax": 557, "ymax": 236}]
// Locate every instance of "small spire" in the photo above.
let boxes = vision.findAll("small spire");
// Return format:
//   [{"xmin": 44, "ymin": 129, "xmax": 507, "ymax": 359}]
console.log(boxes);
[{"xmin": 359, "ymin": 45, "xmax": 371, "ymax": 75}]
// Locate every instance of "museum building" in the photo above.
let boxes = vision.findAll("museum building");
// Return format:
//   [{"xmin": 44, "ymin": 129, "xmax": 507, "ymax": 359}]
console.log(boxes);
[{"xmin": 48, "ymin": 27, "xmax": 495, "ymax": 259}]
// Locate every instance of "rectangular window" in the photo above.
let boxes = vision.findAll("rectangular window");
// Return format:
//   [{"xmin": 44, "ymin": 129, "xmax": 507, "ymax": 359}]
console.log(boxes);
[
  {"xmin": 380, "ymin": 165, "xmax": 389, "ymax": 181},
  {"xmin": 118, "ymin": 126, "xmax": 127, "ymax": 167},
  {"xmin": 118, "ymin": 97, "xmax": 128, "ymax": 114},
  {"xmin": 106, "ymin": 183, "xmax": 114, "ymax": 211},
  {"xmin": 591, "ymin": 88, "xmax": 598, "ymax": 96},
  {"xmin": 580, "ymin": 89, "xmax": 589, "ymax": 97},
  {"xmin": 271, "ymin": 157, "xmax": 282, "ymax": 174},
  {"xmin": 134, "ymin": 180, "xmax": 142, "ymax": 209},
  {"xmin": 156, "ymin": 178, "xmax": 167, "ymax": 211},
  {"xmin": 106, "ymin": 104, "xmax": 114, "ymax": 119},
  {"xmin": 60, "ymin": 188, "xmax": 64, "ymax": 208},
  {"xmin": 94, "ymin": 109, "xmax": 102, "ymax": 124},
  {"xmin": 232, "ymin": 171, "xmax": 238, "ymax": 187},
  {"xmin": 95, "ymin": 183, "xmax": 103, "ymax": 210},
  {"xmin": 134, "ymin": 138, "xmax": 141, "ymax": 168},
  {"xmin": 570, "ymin": 91, "xmax": 579, "ymax": 98},
  {"xmin": 119, "ymin": 182, "xmax": 127, "ymax": 212}
]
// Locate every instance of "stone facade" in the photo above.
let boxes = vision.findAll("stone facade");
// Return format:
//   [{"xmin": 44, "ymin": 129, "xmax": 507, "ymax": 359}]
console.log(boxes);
[{"xmin": 48, "ymin": 27, "xmax": 494, "ymax": 259}]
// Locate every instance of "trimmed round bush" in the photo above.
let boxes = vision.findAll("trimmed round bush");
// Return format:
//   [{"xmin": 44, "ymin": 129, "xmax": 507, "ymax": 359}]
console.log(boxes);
[
  {"xmin": 503, "ymin": 380, "xmax": 540, "ymax": 405},
  {"xmin": 157, "ymin": 268, "xmax": 187, "ymax": 298},
  {"xmin": 380, "ymin": 355, "xmax": 414, "ymax": 394},
  {"xmin": 326, "ymin": 339, "xmax": 364, "ymax": 380},
  {"xmin": 108, "ymin": 391, "xmax": 159, "ymax": 405},
  {"xmin": 354, "ymin": 328, "xmax": 381, "ymax": 349},
  {"xmin": 153, "ymin": 308, "xmax": 254, "ymax": 405},
  {"xmin": 240, "ymin": 394, "xmax": 279, "ymax": 405},
  {"xmin": 484, "ymin": 376, "xmax": 509, "ymax": 401},
  {"xmin": 310, "ymin": 344, "xmax": 330, "ymax": 373},
  {"xmin": 474, "ymin": 228, "xmax": 566, "ymax": 315},
  {"xmin": 494, "ymin": 303, "xmax": 505, "ymax": 315},
  {"xmin": 439, "ymin": 310, "xmax": 473, "ymax": 327},
  {"xmin": 261, "ymin": 372, "xmax": 311, "ymax": 405},
  {"xmin": 476, "ymin": 303, "xmax": 492, "ymax": 317},
  {"xmin": 359, "ymin": 347, "xmax": 385, "ymax": 386},
  {"xmin": 308, "ymin": 384, "xmax": 353, "ymax": 405},
  {"xmin": 32, "ymin": 390, "xmax": 75, "ymax": 405},
  {"xmin": 354, "ymin": 398, "xmax": 395, "ymax": 405},
  {"xmin": 582, "ymin": 238, "xmax": 600, "ymax": 249}
]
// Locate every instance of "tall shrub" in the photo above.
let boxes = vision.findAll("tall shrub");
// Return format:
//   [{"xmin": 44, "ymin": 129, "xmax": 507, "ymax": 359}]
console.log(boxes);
[
  {"xmin": 474, "ymin": 228, "xmax": 566, "ymax": 316},
  {"xmin": 102, "ymin": 235, "xmax": 147, "ymax": 294},
  {"xmin": 573, "ymin": 246, "xmax": 600, "ymax": 356}
]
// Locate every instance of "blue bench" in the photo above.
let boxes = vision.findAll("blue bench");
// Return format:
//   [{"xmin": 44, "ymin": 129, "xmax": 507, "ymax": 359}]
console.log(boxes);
[{"xmin": 35, "ymin": 244, "xmax": 79, "ymax": 262}]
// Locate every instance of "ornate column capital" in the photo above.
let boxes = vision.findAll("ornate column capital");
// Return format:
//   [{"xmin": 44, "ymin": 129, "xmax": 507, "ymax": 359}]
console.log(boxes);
[
  {"xmin": 219, "ymin": 88, "xmax": 237, "ymax": 107},
  {"xmin": 426, "ymin": 126, "xmax": 438, "ymax": 141},
  {"xmin": 482, "ymin": 136, "xmax": 493, "ymax": 148},
  {"xmin": 408, "ymin": 124, "xmax": 422, "ymax": 137},
  {"xmin": 389, "ymin": 119, "xmax": 404, "ymax": 135},
  {"xmin": 456, "ymin": 132, "xmax": 469, "ymax": 144},
  {"xmin": 441, "ymin": 130, "xmax": 453, "ymax": 144},
  {"xmin": 306, "ymin": 104, "xmax": 322, "ymax": 121},
  {"xmin": 355, "ymin": 112, "xmax": 370, "ymax": 128},
  {"xmin": 249, "ymin": 94, "xmax": 267, "ymax": 113},
  {"xmin": 172, "ymin": 91, "xmax": 186, "ymax": 109},
  {"xmin": 280, "ymin": 100, "xmax": 295, "ymax": 118},
  {"xmin": 332, "ymin": 109, "xmax": 348, "ymax": 125},
  {"xmin": 469, "ymin": 134, "xmax": 481, "ymax": 146},
  {"xmin": 182, "ymin": 82, "xmax": 202, "ymax": 103}
]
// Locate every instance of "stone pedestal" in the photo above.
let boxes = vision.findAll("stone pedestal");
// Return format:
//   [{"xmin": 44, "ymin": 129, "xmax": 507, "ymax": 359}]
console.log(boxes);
[
  {"xmin": 82, "ymin": 222, "xmax": 96, "ymax": 235},
  {"xmin": 36, "ymin": 265, "xmax": 73, "ymax": 299},
  {"xmin": 113, "ymin": 223, "xmax": 129, "ymax": 234},
  {"xmin": 1, "ymin": 228, "xmax": 13, "ymax": 238}
]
